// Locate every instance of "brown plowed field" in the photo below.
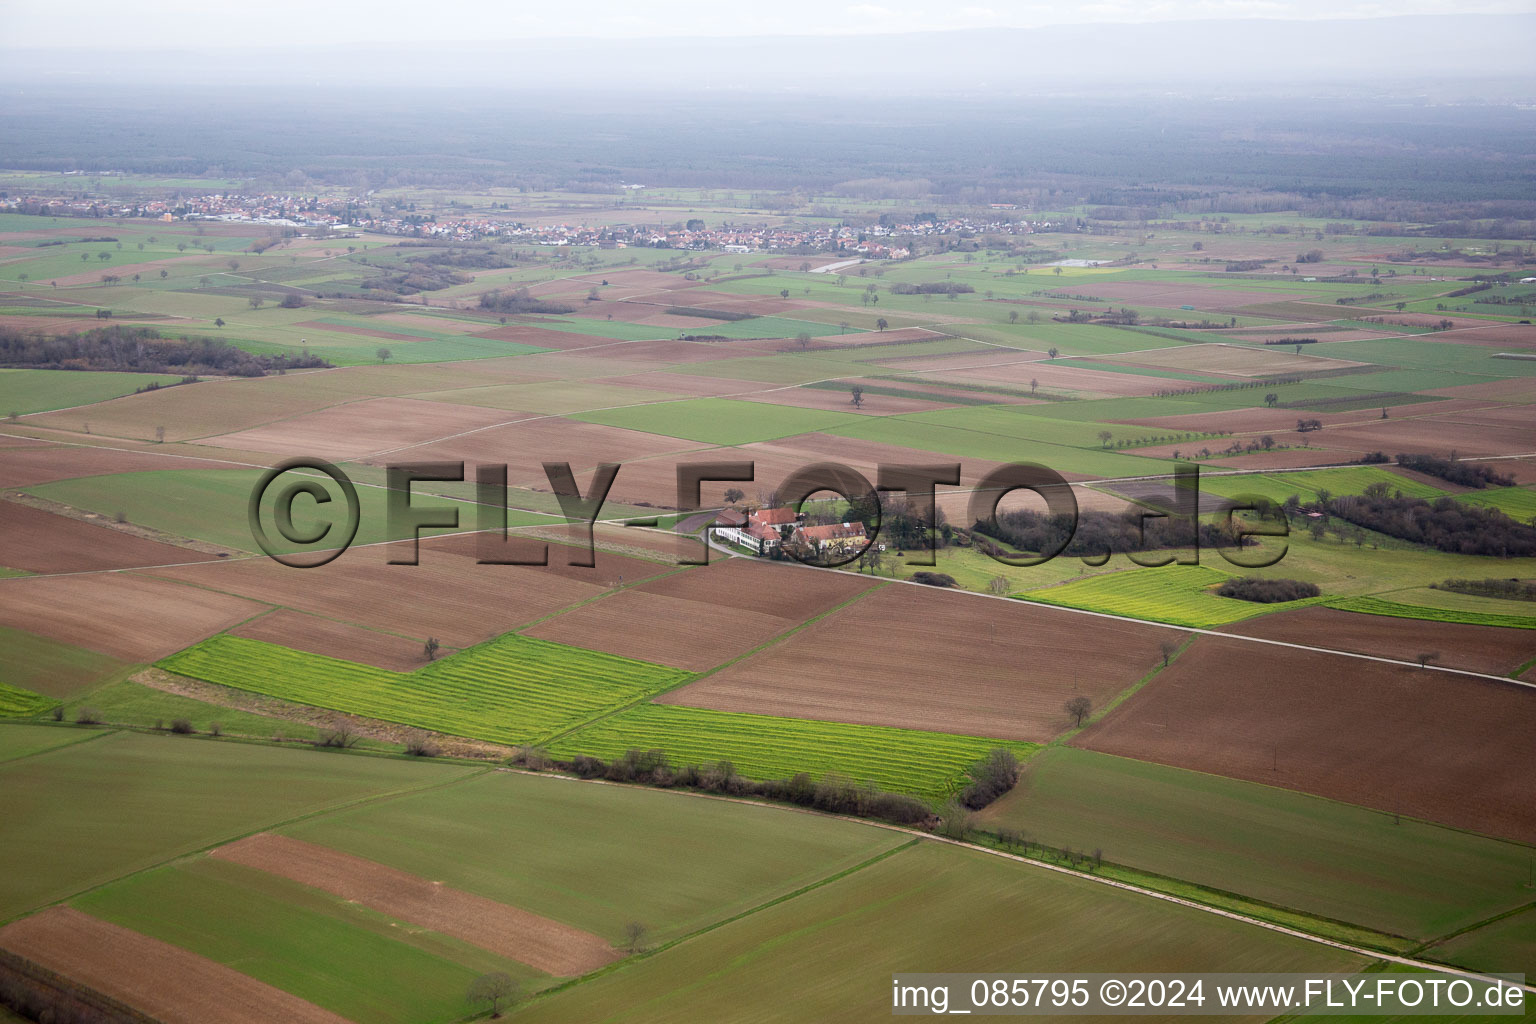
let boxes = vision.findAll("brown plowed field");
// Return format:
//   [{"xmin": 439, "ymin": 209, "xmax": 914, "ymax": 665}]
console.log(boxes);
[
  {"xmin": 212, "ymin": 834, "xmax": 618, "ymax": 976},
  {"xmin": 146, "ymin": 544, "xmax": 649, "ymax": 648},
  {"xmin": 0, "ymin": 445, "xmax": 235, "ymax": 486},
  {"xmin": 0, "ymin": 502, "xmax": 216, "ymax": 573},
  {"xmin": 526, "ymin": 558, "xmax": 874, "ymax": 669},
  {"xmin": 0, "ymin": 573, "xmax": 264, "ymax": 660},
  {"xmin": 372, "ymin": 418, "xmax": 712, "ymax": 488},
  {"xmin": 22, "ymin": 375, "xmax": 362, "ymax": 442},
  {"xmin": 0, "ymin": 907, "xmax": 352, "ymax": 1024},
  {"xmin": 1076, "ymin": 635, "xmax": 1536, "ymax": 844},
  {"xmin": 524, "ymin": 589, "xmax": 793, "ymax": 670},
  {"xmin": 1304, "ymin": 416, "xmax": 1535, "ymax": 458},
  {"xmin": 230, "ymin": 609, "xmax": 439, "ymax": 670},
  {"xmin": 201, "ymin": 397, "xmax": 516, "ymax": 460},
  {"xmin": 637, "ymin": 556, "xmax": 874, "ymax": 619},
  {"xmin": 1413, "ymin": 325, "xmax": 1536, "ymax": 348},
  {"xmin": 1219, "ymin": 606, "xmax": 1536, "ymax": 676},
  {"xmin": 661, "ymin": 582, "xmax": 1172, "ymax": 742}
]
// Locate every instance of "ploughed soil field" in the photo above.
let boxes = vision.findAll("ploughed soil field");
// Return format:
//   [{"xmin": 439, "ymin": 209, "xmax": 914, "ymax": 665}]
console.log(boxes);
[
  {"xmin": 0, "ymin": 573, "xmax": 264, "ymax": 661},
  {"xmin": 0, "ymin": 502, "xmax": 216, "ymax": 574},
  {"xmin": 229, "ymin": 608, "xmax": 441, "ymax": 671},
  {"xmin": 0, "ymin": 907, "xmax": 350, "ymax": 1024},
  {"xmin": 146, "ymin": 538, "xmax": 668, "ymax": 651},
  {"xmin": 0, "ymin": 444, "xmax": 239, "ymax": 487},
  {"xmin": 525, "ymin": 557, "xmax": 872, "ymax": 670},
  {"xmin": 660, "ymin": 581, "xmax": 1174, "ymax": 743},
  {"xmin": 1076, "ymin": 635, "xmax": 1536, "ymax": 844},
  {"xmin": 200, "ymin": 396, "xmax": 517, "ymax": 461},
  {"xmin": 1220, "ymin": 606, "xmax": 1536, "ymax": 677},
  {"xmin": 212, "ymin": 834, "xmax": 617, "ymax": 976}
]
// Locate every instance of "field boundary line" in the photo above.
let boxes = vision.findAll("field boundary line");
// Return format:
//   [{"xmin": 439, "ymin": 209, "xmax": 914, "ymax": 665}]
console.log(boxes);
[
  {"xmin": 0, "ymin": 726, "xmax": 116, "ymax": 768},
  {"xmin": 518, "ymin": 838, "xmax": 921, "ymax": 1008},
  {"xmin": 1412, "ymin": 900, "xmax": 1536, "ymax": 959}
]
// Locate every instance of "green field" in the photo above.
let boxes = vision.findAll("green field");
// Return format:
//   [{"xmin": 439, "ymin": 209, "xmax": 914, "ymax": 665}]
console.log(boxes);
[
  {"xmin": 573, "ymin": 396, "xmax": 866, "ymax": 445},
  {"xmin": 0, "ymin": 723, "xmax": 101, "ymax": 763},
  {"xmin": 75, "ymin": 858, "xmax": 544, "ymax": 1024},
  {"xmin": 0, "ymin": 369, "xmax": 185, "ymax": 415},
  {"xmin": 0, "ymin": 626, "xmax": 130, "ymax": 699},
  {"xmin": 60, "ymin": 679, "xmax": 367, "ymax": 746},
  {"xmin": 29, "ymin": 467, "xmax": 555, "ymax": 554},
  {"xmin": 159, "ymin": 633, "xmax": 690, "ymax": 745},
  {"xmin": 548, "ymin": 702, "xmax": 1037, "ymax": 798},
  {"xmin": 1456, "ymin": 486, "xmax": 1536, "ymax": 523},
  {"xmin": 1429, "ymin": 906, "xmax": 1536, "ymax": 979},
  {"xmin": 283, "ymin": 769, "xmax": 906, "ymax": 945},
  {"xmin": 0, "ymin": 680, "xmax": 58, "ymax": 718},
  {"xmin": 978, "ymin": 748, "xmax": 1534, "ymax": 941},
  {"xmin": 1326, "ymin": 595, "xmax": 1536, "ymax": 630},
  {"xmin": 514, "ymin": 842, "xmax": 1367, "ymax": 1024},
  {"xmin": 1022, "ymin": 563, "xmax": 1319, "ymax": 627},
  {"xmin": 0, "ymin": 729, "xmax": 474, "ymax": 920}
]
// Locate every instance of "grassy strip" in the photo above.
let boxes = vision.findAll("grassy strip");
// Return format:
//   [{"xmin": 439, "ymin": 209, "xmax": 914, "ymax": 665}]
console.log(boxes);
[
  {"xmin": 1327, "ymin": 595, "xmax": 1536, "ymax": 630},
  {"xmin": 970, "ymin": 833, "xmax": 1416, "ymax": 955}
]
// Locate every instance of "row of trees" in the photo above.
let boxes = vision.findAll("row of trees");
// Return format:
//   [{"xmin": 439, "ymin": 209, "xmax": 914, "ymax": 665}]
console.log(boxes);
[{"xmin": 0, "ymin": 325, "xmax": 329, "ymax": 376}]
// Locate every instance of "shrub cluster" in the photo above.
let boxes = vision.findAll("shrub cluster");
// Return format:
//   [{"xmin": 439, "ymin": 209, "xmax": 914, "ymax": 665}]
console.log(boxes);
[
  {"xmin": 1396, "ymin": 453, "xmax": 1515, "ymax": 489},
  {"xmin": 477, "ymin": 287, "xmax": 576, "ymax": 315},
  {"xmin": 1215, "ymin": 577, "xmax": 1321, "ymax": 603},
  {"xmin": 0, "ymin": 325, "xmax": 329, "ymax": 376},
  {"xmin": 510, "ymin": 746, "xmax": 950, "ymax": 827},
  {"xmin": 958, "ymin": 749, "xmax": 1021, "ymax": 810},
  {"xmin": 1329, "ymin": 494, "xmax": 1536, "ymax": 556},
  {"xmin": 1431, "ymin": 578, "xmax": 1536, "ymax": 602}
]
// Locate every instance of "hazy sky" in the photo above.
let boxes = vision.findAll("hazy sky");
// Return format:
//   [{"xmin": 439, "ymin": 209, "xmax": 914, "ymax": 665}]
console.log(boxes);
[{"xmin": 5, "ymin": 0, "xmax": 1530, "ymax": 47}]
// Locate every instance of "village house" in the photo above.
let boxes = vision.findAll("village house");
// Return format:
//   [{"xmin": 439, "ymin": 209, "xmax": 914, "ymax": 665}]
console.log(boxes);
[{"xmin": 794, "ymin": 521, "xmax": 868, "ymax": 557}]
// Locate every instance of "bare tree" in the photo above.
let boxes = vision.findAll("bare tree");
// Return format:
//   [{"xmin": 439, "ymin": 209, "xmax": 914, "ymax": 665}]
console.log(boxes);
[
  {"xmin": 1065, "ymin": 695, "xmax": 1092, "ymax": 727},
  {"xmin": 248, "ymin": 295, "xmax": 265, "ymax": 309},
  {"xmin": 376, "ymin": 347, "xmax": 392, "ymax": 363},
  {"xmin": 987, "ymin": 576, "xmax": 1009, "ymax": 596},
  {"xmin": 466, "ymin": 972, "xmax": 518, "ymax": 1018},
  {"xmin": 1030, "ymin": 378, "xmax": 1039, "ymax": 396},
  {"xmin": 623, "ymin": 921, "xmax": 649, "ymax": 953},
  {"xmin": 1008, "ymin": 310, "xmax": 1018, "ymax": 324},
  {"xmin": 875, "ymin": 318, "xmax": 888, "ymax": 331},
  {"xmin": 424, "ymin": 637, "xmax": 441, "ymax": 661},
  {"xmin": 1158, "ymin": 639, "xmax": 1179, "ymax": 667},
  {"xmin": 850, "ymin": 385, "xmax": 864, "ymax": 408},
  {"xmin": 1097, "ymin": 430, "xmax": 1113, "ymax": 448},
  {"xmin": 1416, "ymin": 651, "xmax": 1439, "ymax": 669},
  {"xmin": 1047, "ymin": 346, "xmax": 1059, "ymax": 359},
  {"xmin": 795, "ymin": 331, "xmax": 812, "ymax": 351},
  {"xmin": 723, "ymin": 488, "xmax": 745, "ymax": 505}
]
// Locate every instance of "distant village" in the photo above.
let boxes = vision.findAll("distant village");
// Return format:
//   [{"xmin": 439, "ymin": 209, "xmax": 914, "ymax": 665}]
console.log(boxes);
[{"xmin": 1, "ymin": 189, "xmax": 1047, "ymax": 256}]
